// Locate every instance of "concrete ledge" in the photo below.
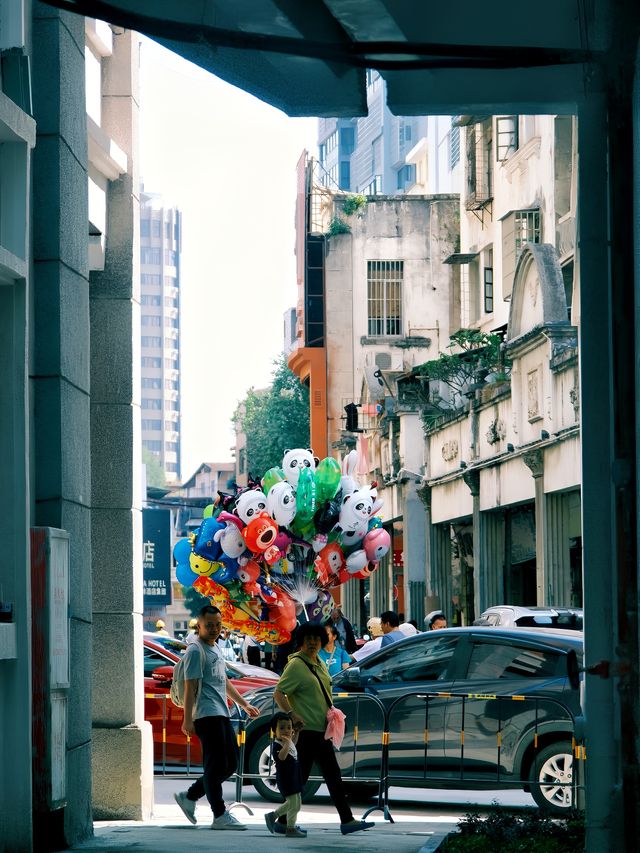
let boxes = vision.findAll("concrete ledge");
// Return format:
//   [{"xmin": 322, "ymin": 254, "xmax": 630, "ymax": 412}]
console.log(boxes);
[{"xmin": 92, "ymin": 722, "xmax": 153, "ymax": 820}]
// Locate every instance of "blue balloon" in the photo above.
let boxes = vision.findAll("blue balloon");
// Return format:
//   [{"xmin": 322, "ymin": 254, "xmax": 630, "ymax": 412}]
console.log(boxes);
[
  {"xmin": 211, "ymin": 558, "xmax": 239, "ymax": 584},
  {"xmin": 173, "ymin": 538, "xmax": 192, "ymax": 564},
  {"xmin": 176, "ymin": 561, "xmax": 198, "ymax": 587}
]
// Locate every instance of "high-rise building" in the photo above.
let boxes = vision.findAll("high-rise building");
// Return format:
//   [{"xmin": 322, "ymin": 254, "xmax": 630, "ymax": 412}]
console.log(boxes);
[
  {"xmin": 317, "ymin": 72, "xmax": 461, "ymax": 196},
  {"xmin": 139, "ymin": 189, "xmax": 182, "ymax": 482}
]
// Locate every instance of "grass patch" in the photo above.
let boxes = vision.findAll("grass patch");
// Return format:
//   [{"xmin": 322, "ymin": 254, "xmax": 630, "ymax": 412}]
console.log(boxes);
[{"xmin": 441, "ymin": 806, "xmax": 585, "ymax": 853}]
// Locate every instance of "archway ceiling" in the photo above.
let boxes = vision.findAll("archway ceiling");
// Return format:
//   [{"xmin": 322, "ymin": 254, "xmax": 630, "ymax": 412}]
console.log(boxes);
[{"xmin": 42, "ymin": 0, "xmax": 617, "ymax": 117}]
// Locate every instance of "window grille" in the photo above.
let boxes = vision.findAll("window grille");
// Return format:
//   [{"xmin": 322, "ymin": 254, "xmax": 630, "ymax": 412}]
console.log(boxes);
[
  {"xmin": 367, "ymin": 260, "xmax": 403, "ymax": 337},
  {"xmin": 450, "ymin": 124, "xmax": 460, "ymax": 169},
  {"xmin": 514, "ymin": 209, "xmax": 541, "ymax": 254},
  {"xmin": 501, "ymin": 209, "xmax": 541, "ymax": 299},
  {"xmin": 465, "ymin": 120, "xmax": 493, "ymax": 210},
  {"xmin": 484, "ymin": 265, "xmax": 494, "ymax": 313}
]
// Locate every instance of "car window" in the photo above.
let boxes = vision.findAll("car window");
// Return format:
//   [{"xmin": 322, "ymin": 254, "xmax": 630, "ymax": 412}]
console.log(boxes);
[
  {"xmin": 144, "ymin": 647, "xmax": 171, "ymax": 675},
  {"xmin": 467, "ymin": 641, "xmax": 562, "ymax": 680},
  {"xmin": 361, "ymin": 636, "xmax": 458, "ymax": 683}
]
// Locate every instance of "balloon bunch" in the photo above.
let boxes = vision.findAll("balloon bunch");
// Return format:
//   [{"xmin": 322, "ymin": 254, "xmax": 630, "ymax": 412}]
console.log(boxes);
[{"xmin": 173, "ymin": 448, "xmax": 391, "ymax": 645}]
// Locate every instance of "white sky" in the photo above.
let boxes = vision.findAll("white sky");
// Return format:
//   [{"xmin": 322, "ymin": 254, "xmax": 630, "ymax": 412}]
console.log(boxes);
[{"xmin": 139, "ymin": 37, "xmax": 317, "ymax": 480}]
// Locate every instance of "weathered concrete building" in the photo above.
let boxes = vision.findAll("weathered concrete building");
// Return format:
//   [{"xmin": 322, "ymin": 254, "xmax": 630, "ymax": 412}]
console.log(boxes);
[{"xmin": 423, "ymin": 116, "xmax": 581, "ymax": 625}]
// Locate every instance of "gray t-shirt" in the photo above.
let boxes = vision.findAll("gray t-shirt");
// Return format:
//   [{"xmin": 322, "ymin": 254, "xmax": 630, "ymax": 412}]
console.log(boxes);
[{"xmin": 183, "ymin": 639, "xmax": 229, "ymax": 720}]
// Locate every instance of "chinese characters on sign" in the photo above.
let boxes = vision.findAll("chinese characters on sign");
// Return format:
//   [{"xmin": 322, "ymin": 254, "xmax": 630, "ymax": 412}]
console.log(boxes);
[{"xmin": 142, "ymin": 508, "xmax": 172, "ymax": 606}]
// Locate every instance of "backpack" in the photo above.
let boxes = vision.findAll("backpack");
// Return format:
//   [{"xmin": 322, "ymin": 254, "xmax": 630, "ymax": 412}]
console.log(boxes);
[{"xmin": 170, "ymin": 640, "xmax": 207, "ymax": 709}]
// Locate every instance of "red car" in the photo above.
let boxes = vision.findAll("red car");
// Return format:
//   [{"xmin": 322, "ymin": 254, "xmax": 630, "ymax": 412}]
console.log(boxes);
[{"xmin": 144, "ymin": 636, "xmax": 278, "ymax": 767}]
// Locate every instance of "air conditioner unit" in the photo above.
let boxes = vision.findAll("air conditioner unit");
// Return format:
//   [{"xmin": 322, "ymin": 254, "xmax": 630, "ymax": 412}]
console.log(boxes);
[{"xmin": 375, "ymin": 350, "xmax": 404, "ymax": 372}]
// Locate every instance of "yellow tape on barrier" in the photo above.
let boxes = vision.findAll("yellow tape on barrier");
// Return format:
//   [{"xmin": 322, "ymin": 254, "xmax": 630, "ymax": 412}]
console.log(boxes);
[
  {"xmin": 424, "ymin": 730, "xmax": 429, "ymax": 744},
  {"xmin": 436, "ymin": 692, "xmax": 452, "ymax": 698},
  {"xmin": 497, "ymin": 731, "xmax": 502, "ymax": 748},
  {"xmin": 353, "ymin": 726, "xmax": 358, "ymax": 742},
  {"xmin": 382, "ymin": 731, "xmax": 389, "ymax": 746},
  {"xmin": 534, "ymin": 733, "xmax": 538, "ymax": 748},
  {"xmin": 511, "ymin": 695, "xmax": 525, "ymax": 701},
  {"xmin": 460, "ymin": 731, "xmax": 465, "ymax": 745},
  {"xmin": 466, "ymin": 693, "xmax": 497, "ymax": 700}
]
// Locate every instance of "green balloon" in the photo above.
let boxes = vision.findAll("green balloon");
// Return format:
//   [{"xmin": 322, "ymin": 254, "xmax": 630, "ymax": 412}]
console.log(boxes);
[
  {"xmin": 295, "ymin": 466, "xmax": 316, "ymax": 524},
  {"xmin": 262, "ymin": 466, "xmax": 285, "ymax": 494},
  {"xmin": 203, "ymin": 504, "xmax": 215, "ymax": 518},
  {"xmin": 314, "ymin": 456, "xmax": 342, "ymax": 504}
]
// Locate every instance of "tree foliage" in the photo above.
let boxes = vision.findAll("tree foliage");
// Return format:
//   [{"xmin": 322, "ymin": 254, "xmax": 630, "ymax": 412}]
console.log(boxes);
[
  {"xmin": 234, "ymin": 355, "xmax": 310, "ymax": 481},
  {"xmin": 142, "ymin": 447, "xmax": 166, "ymax": 488}
]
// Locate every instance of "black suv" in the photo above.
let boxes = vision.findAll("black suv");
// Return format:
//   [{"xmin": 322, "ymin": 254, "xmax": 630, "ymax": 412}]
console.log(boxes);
[{"xmin": 241, "ymin": 627, "xmax": 583, "ymax": 814}]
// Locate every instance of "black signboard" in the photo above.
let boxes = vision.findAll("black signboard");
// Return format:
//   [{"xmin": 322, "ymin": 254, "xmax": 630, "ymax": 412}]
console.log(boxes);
[{"xmin": 142, "ymin": 508, "xmax": 172, "ymax": 606}]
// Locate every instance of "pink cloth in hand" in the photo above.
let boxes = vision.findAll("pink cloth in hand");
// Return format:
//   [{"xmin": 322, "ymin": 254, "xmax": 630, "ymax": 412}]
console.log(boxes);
[{"xmin": 325, "ymin": 706, "xmax": 346, "ymax": 750}]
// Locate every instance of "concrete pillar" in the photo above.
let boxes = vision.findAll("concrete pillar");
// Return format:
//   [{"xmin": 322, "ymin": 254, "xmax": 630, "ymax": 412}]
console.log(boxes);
[
  {"xmin": 89, "ymin": 29, "xmax": 153, "ymax": 820},
  {"xmin": 462, "ymin": 469, "xmax": 482, "ymax": 619},
  {"xmin": 402, "ymin": 481, "xmax": 426, "ymax": 625},
  {"xmin": 523, "ymin": 450, "xmax": 546, "ymax": 605},
  {"xmin": 31, "ymin": 4, "xmax": 93, "ymax": 846},
  {"xmin": 369, "ymin": 549, "xmax": 392, "ymax": 618}
]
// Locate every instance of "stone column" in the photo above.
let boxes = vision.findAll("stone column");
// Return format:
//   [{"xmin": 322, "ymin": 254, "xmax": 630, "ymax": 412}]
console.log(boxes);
[
  {"xmin": 89, "ymin": 29, "xmax": 153, "ymax": 820},
  {"xmin": 31, "ymin": 4, "xmax": 93, "ymax": 846},
  {"xmin": 402, "ymin": 481, "xmax": 427, "ymax": 625},
  {"xmin": 545, "ymin": 491, "xmax": 572, "ymax": 605},
  {"xmin": 369, "ymin": 549, "xmax": 392, "ymax": 618},
  {"xmin": 462, "ymin": 469, "xmax": 482, "ymax": 618},
  {"xmin": 429, "ymin": 520, "xmax": 452, "ymax": 621},
  {"xmin": 523, "ymin": 450, "xmax": 546, "ymax": 605}
]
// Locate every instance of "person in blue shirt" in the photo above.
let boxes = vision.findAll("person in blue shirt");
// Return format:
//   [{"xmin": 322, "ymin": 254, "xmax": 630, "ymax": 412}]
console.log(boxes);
[
  {"xmin": 379, "ymin": 611, "xmax": 405, "ymax": 647},
  {"xmin": 319, "ymin": 625, "xmax": 352, "ymax": 676}
]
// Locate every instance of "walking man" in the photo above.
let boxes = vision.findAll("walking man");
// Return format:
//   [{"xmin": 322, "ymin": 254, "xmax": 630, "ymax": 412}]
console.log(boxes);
[{"xmin": 174, "ymin": 605, "xmax": 259, "ymax": 829}]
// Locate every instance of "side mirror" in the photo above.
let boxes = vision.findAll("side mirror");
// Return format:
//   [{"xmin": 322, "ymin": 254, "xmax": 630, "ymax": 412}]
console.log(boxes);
[
  {"xmin": 151, "ymin": 665, "xmax": 174, "ymax": 684},
  {"xmin": 566, "ymin": 649, "xmax": 580, "ymax": 691},
  {"xmin": 338, "ymin": 666, "xmax": 362, "ymax": 691}
]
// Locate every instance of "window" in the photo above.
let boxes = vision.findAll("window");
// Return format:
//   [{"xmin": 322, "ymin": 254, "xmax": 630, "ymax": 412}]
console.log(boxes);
[
  {"xmin": 165, "ymin": 317, "xmax": 179, "ymax": 328},
  {"xmin": 238, "ymin": 448, "xmax": 246, "ymax": 474},
  {"xmin": 165, "ymin": 276, "xmax": 177, "ymax": 287},
  {"xmin": 141, "ymin": 336, "xmax": 162, "ymax": 348},
  {"xmin": 164, "ymin": 297, "xmax": 178, "ymax": 308},
  {"xmin": 164, "ymin": 358, "xmax": 179, "ymax": 369},
  {"xmin": 397, "ymin": 164, "xmax": 416, "ymax": 190},
  {"xmin": 340, "ymin": 126, "xmax": 355, "ymax": 155},
  {"xmin": 143, "ymin": 440, "xmax": 162, "ymax": 452},
  {"xmin": 141, "ymin": 295, "xmax": 161, "ymax": 306},
  {"xmin": 141, "ymin": 419, "xmax": 162, "ymax": 430},
  {"xmin": 165, "ymin": 400, "xmax": 179, "ymax": 411},
  {"xmin": 165, "ymin": 221, "xmax": 172, "ymax": 239},
  {"xmin": 142, "ymin": 399, "xmax": 162, "ymax": 410},
  {"xmin": 141, "ymin": 357, "xmax": 162, "ymax": 368},
  {"xmin": 164, "ymin": 420, "xmax": 175, "ymax": 431},
  {"xmin": 144, "ymin": 647, "xmax": 170, "ymax": 676},
  {"xmin": 501, "ymin": 209, "xmax": 541, "ymax": 299},
  {"xmin": 141, "ymin": 247, "xmax": 161, "ymax": 265},
  {"xmin": 141, "ymin": 273, "xmax": 161, "ymax": 285},
  {"xmin": 496, "ymin": 115, "xmax": 519, "ymax": 161},
  {"xmin": 483, "ymin": 247, "xmax": 494, "ymax": 314},
  {"xmin": 141, "ymin": 315, "xmax": 161, "ymax": 326},
  {"xmin": 165, "ymin": 250, "xmax": 176, "ymax": 266},
  {"xmin": 467, "ymin": 641, "xmax": 562, "ymax": 681},
  {"xmin": 164, "ymin": 337, "xmax": 176, "ymax": 349},
  {"xmin": 449, "ymin": 123, "xmax": 460, "ymax": 169},
  {"xmin": 140, "ymin": 219, "xmax": 150, "ymax": 237},
  {"xmin": 165, "ymin": 441, "xmax": 179, "ymax": 452},
  {"xmin": 339, "ymin": 160, "xmax": 351, "ymax": 191},
  {"xmin": 151, "ymin": 218, "xmax": 162, "ymax": 237},
  {"xmin": 142, "ymin": 378, "xmax": 162, "ymax": 389},
  {"xmin": 319, "ymin": 142, "xmax": 326, "ymax": 163},
  {"xmin": 361, "ymin": 636, "xmax": 458, "ymax": 683},
  {"xmin": 367, "ymin": 261, "xmax": 403, "ymax": 337},
  {"xmin": 166, "ymin": 463, "xmax": 178, "ymax": 473}
]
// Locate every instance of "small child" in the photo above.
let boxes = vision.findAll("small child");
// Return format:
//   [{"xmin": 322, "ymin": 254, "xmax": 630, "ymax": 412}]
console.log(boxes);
[{"xmin": 264, "ymin": 712, "xmax": 306, "ymax": 839}]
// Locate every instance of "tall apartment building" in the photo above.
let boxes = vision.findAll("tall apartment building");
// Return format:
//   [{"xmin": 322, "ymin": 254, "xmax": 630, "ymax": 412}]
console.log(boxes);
[
  {"xmin": 140, "ymin": 189, "xmax": 182, "ymax": 482},
  {"xmin": 317, "ymin": 72, "xmax": 461, "ymax": 196}
]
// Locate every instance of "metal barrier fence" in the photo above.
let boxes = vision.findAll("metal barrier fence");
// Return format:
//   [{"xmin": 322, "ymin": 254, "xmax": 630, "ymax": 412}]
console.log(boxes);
[{"xmin": 146, "ymin": 688, "xmax": 586, "ymax": 821}]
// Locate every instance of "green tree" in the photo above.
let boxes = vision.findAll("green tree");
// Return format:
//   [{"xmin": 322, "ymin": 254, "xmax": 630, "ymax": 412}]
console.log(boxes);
[
  {"xmin": 234, "ymin": 355, "xmax": 310, "ymax": 480},
  {"xmin": 142, "ymin": 447, "xmax": 166, "ymax": 488}
]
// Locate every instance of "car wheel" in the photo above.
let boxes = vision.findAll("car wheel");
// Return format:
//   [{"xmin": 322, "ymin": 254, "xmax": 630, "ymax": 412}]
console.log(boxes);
[
  {"xmin": 529, "ymin": 740, "xmax": 574, "ymax": 813},
  {"xmin": 247, "ymin": 731, "xmax": 321, "ymax": 804}
]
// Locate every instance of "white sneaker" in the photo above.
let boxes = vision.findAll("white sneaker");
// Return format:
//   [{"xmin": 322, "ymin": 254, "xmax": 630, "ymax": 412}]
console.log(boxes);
[
  {"xmin": 211, "ymin": 811, "xmax": 247, "ymax": 830},
  {"xmin": 174, "ymin": 791, "xmax": 197, "ymax": 825}
]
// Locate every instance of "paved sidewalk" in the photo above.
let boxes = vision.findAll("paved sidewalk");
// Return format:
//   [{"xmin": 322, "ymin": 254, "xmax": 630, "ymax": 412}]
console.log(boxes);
[{"xmin": 71, "ymin": 805, "xmax": 456, "ymax": 853}]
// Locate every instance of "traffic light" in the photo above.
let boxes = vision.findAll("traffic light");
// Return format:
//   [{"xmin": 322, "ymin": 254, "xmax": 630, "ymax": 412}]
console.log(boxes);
[{"xmin": 344, "ymin": 402, "xmax": 360, "ymax": 432}]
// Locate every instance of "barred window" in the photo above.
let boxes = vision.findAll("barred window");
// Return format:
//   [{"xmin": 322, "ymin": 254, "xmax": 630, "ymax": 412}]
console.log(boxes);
[
  {"xmin": 450, "ymin": 123, "xmax": 460, "ymax": 169},
  {"xmin": 367, "ymin": 261, "xmax": 403, "ymax": 337}
]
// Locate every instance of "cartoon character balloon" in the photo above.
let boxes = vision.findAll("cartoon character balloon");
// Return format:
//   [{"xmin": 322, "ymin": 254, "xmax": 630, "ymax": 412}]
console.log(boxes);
[
  {"xmin": 266, "ymin": 480, "xmax": 297, "ymax": 526},
  {"xmin": 235, "ymin": 488, "xmax": 268, "ymax": 524},
  {"xmin": 282, "ymin": 447, "xmax": 316, "ymax": 489}
]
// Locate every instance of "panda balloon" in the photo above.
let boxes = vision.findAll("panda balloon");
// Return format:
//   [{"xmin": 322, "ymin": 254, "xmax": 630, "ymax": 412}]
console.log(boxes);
[{"xmin": 282, "ymin": 447, "xmax": 316, "ymax": 489}]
